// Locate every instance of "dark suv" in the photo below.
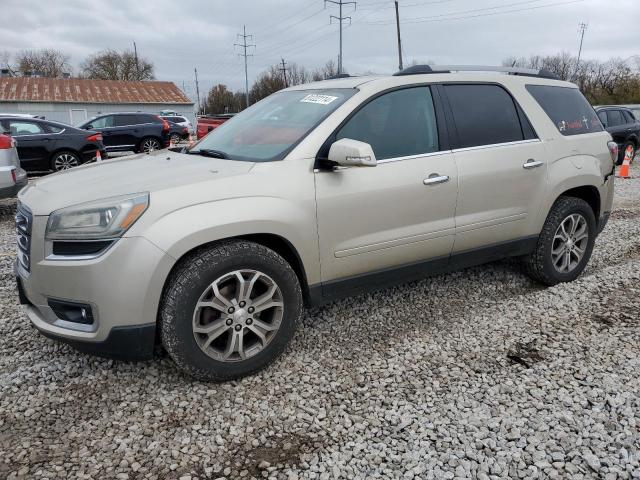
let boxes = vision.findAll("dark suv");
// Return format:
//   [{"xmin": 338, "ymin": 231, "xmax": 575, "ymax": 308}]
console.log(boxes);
[
  {"xmin": 595, "ymin": 106, "xmax": 639, "ymax": 163},
  {"xmin": 79, "ymin": 113, "xmax": 170, "ymax": 154}
]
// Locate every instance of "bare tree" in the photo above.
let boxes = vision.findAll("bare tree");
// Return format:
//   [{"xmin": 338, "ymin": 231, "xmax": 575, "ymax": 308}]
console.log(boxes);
[
  {"xmin": 311, "ymin": 60, "xmax": 339, "ymax": 81},
  {"xmin": 504, "ymin": 53, "xmax": 640, "ymax": 104},
  {"xmin": 16, "ymin": 49, "xmax": 71, "ymax": 77},
  {"xmin": 202, "ymin": 84, "xmax": 244, "ymax": 114},
  {"xmin": 81, "ymin": 49, "xmax": 154, "ymax": 81}
]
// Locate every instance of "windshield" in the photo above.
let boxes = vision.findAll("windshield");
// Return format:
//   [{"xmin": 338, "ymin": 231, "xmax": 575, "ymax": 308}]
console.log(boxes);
[{"xmin": 191, "ymin": 88, "xmax": 355, "ymax": 161}]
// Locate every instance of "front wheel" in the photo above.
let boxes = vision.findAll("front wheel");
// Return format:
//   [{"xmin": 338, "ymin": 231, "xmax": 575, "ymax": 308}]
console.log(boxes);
[
  {"xmin": 524, "ymin": 196, "xmax": 596, "ymax": 286},
  {"xmin": 160, "ymin": 241, "xmax": 302, "ymax": 381}
]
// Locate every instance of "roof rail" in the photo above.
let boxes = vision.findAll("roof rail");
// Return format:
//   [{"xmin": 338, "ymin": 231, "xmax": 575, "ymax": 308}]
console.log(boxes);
[
  {"xmin": 393, "ymin": 65, "xmax": 560, "ymax": 80},
  {"xmin": 328, "ymin": 73, "xmax": 352, "ymax": 80}
]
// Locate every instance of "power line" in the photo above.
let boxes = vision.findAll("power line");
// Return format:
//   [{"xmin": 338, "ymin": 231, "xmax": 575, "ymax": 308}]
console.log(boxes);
[
  {"xmin": 235, "ymin": 25, "xmax": 255, "ymax": 108},
  {"xmin": 362, "ymin": 0, "xmax": 583, "ymax": 25},
  {"xmin": 325, "ymin": 0, "xmax": 357, "ymax": 74}
]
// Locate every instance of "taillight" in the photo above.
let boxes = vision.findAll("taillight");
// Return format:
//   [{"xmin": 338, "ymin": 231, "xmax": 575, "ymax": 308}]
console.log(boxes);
[
  {"xmin": 0, "ymin": 134, "xmax": 12, "ymax": 150},
  {"xmin": 607, "ymin": 141, "xmax": 618, "ymax": 164},
  {"xmin": 182, "ymin": 127, "xmax": 188, "ymax": 133},
  {"xmin": 86, "ymin": 133, "xmax": 103, "ymax": 142},
  {"xmin": 158, "ymin": 116, "xmax": 170, "ymax": 132}
]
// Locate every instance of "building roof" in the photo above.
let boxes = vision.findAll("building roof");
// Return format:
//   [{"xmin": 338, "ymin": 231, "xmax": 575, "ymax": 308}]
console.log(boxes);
[{"xmin": 0, "ymin": 77, "xmax": 193, "ymax": 105}]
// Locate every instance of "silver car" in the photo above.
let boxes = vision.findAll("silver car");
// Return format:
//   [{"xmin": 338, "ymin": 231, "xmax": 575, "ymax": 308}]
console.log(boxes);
[
  {"xmin": 16, "ymin": 66, "xmax": 616, "ymax": 381},
  {"xmin": 0, "ymin": 130, "xmax": 27, "ymax": 199}
]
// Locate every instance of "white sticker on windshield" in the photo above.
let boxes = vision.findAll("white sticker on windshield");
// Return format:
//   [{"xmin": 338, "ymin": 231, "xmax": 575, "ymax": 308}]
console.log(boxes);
[{"xmin": 300, "ymin": 94, "xmax": 339, "ymax": 105}]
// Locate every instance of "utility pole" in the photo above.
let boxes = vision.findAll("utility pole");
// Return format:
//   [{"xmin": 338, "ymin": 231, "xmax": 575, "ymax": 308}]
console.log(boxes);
[
  {"xmin": 573, "ymin": 22, "xmax": 588, "ymax": 80},
  {"xmin": 235, "ymin": 25, "xmax": 255, "ymax": 108},
  {"xmin": 325, "ymin": 0, "xmax": 357, "ymax": 75},
  {"xmin": 279, "ymin": 58, "xmax": 289, "ymax": 87},
  {"xmin": 133, "ymin": 41, "xmax": 139, "ymax": 80},
  {"xmin": 395, "ymin": 0, "xmax": 403, "ymax": 71},
  {"xmin": 194, "ymin": 68, "xmax": 201, "ymax": 114}
]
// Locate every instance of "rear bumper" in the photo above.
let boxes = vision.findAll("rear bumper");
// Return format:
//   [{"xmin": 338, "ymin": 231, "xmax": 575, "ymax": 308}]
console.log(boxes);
[{"xmin": 0, "ymin": 169, "xmax": 27, "ymax": 199}]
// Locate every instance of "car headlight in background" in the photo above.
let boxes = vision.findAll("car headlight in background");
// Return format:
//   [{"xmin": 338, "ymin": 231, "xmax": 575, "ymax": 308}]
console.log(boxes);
[{"xmin": 46, "ymin": 193, "xmax": 149, "ymax": 240}]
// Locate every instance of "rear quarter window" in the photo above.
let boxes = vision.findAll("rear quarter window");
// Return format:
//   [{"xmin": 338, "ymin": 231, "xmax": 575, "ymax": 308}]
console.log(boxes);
[{"xmin": 526, "ymin": 85, "xmax": 602, "ymax": 136}]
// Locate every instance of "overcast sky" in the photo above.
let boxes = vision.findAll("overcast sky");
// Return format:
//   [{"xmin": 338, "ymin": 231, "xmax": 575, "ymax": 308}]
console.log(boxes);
[{"xmin": 2, "ymin": 0, "xmax": 638, "ymax": 100}]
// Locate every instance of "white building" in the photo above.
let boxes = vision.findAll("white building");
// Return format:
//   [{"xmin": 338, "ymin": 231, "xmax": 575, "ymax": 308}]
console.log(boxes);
[{"xmin": 0, "ymin": 77, "xmax": 195, "ymax": 126}]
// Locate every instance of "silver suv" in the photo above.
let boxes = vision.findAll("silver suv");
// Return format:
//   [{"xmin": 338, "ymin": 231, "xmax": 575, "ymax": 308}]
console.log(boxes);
[{"xmin": 15, "ymin": 66, "xmax": 616, "ymax": 381}]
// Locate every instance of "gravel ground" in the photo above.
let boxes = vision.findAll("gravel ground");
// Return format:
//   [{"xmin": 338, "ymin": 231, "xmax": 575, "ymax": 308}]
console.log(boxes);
[{"xmin": 1, "ymin": 167, "xmax": 639, "ymax": 480}]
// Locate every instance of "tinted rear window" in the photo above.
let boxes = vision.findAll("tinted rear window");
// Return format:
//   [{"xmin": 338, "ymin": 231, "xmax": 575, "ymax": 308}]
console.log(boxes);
[
  {"xmin": 526, "ymin": 85, "xmax": 603, "ymax": 136},
  {"xmin": 444, "ymin": 84, "xmax": 525, "ymax": 148}
]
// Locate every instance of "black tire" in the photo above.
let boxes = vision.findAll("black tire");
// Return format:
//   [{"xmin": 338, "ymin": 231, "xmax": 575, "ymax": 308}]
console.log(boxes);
[
  {"xmin": 138, "ymin": 137, "xmax": 161, "ymax": 153},
  {"xmin": 170, "ymin": 133, "xmax": 181, "ymax": 144},
  {"xmin": 618, "ymin": 141, "xmax": 636, "ymax": 165},
  {"xmin": 50, "ymin": 150, "xmax": 81, "ymax": 171},
  {"xmin": 524, "ymin": 196, "xmax": 596, "ymax": 286},
  {"xmin": 160, "ymin": 240, "xmax": 302, "ymax": 381}
]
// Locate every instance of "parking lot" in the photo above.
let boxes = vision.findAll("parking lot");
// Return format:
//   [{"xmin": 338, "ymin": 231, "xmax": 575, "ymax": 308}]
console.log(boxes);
[{"xmin": 0, "ymin": 166, "xmax": 638, "ymax": 479}]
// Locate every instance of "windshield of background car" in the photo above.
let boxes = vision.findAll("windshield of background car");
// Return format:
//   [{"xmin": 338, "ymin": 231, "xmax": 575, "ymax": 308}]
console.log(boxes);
[{"xmin": 191, "ymin": 89, "xmax": 356, "ymax": 161}]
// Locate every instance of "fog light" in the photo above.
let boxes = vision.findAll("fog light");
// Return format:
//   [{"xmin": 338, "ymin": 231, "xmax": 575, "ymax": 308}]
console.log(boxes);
[{"xmin": 48, "ymin": 299, "xmax": 94, "ymax": 325}]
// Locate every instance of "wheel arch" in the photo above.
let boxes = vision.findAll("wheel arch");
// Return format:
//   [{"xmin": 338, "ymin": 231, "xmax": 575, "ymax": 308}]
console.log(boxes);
[
  {"xmin": 158, "ymin": 234, "xmax": 312, "ymax": 311},
  {"xmin": 558, "ymin": 185, "xmax": 601, "ymax": 220}
]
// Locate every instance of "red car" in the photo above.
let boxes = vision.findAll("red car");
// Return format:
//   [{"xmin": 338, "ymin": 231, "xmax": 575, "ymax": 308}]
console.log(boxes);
[{"xmin": 196, "ymin": 114, "xmax": 234, "ymax": 140}]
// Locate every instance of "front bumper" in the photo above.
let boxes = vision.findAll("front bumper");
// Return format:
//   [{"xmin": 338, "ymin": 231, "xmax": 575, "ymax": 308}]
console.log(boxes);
[{"xmin": 15, "ymin": 218, "xmax": 175, "ymax": 359}]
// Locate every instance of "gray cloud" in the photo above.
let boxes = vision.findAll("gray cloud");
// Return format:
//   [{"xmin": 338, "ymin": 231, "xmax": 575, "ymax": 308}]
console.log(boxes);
[{"xmin": 1, "ymin": 0, "xmax": 636, "ymax": 97}]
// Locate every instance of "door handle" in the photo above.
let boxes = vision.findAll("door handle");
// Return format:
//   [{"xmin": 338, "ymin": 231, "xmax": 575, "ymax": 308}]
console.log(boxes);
[
  {"xmin": 523, "ymin": 159, "xmax": 544, "ymax": 169},
  {"xmin": 423, "ymin": 174, "xmax": 450, "ymax": 185}
]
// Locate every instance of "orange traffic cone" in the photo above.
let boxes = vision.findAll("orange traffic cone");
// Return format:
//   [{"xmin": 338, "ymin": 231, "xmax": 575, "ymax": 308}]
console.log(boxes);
[
  {"xmin": 617, "ymin": 145, "xmax": 633, "ymax": 178},
  {"xmin": 95, "ymin": 150, "xmax": 102, "ymax": 162}
]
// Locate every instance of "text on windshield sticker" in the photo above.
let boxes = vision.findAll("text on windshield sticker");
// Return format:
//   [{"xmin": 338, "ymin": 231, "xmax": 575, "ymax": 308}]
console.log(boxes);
[{"xmin": 300, "ymin": 94, "xmax": 339, "ymax": 105}]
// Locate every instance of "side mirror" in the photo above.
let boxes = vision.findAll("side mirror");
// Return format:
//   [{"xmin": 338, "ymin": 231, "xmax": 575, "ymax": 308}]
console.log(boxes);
[{"xmin": 328, "ymin": 138, "xmax": 377, "ymax": 167}]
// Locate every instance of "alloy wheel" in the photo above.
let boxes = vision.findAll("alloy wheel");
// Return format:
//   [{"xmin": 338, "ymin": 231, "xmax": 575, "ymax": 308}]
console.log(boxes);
[
  {"xmin": 170, "ymin": 134, "xmax": 181, "ymax": 144},
  {"xmin": 551, "ymin": 213, "xmax": 589, "ymax": 273},
  {"xmin": 141, "ymin": 139, "xmax": 160, "ymax": 152},
  {"xmin": 53, "ymin": 153, "xmax": 79, "ymax": 171},
  {"xmin": 192, "ymin": 269, "xmax": 284, "ymax": 362}
]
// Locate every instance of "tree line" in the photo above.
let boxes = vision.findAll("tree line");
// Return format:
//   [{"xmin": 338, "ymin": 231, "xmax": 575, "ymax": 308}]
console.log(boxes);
[
  {"xmin": 0, "ymin": 48, "xmax": 155, "ymax": 81},
  {"xmin": 504, "ymin": 52, "xmax": 640, "ymax": 105}
]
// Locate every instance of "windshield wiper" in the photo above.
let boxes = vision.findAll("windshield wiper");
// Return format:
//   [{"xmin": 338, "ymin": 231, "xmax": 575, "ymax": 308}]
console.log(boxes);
[{"xmin": 191, "ymin": 148, "xmax": 229, "ymax": 159}]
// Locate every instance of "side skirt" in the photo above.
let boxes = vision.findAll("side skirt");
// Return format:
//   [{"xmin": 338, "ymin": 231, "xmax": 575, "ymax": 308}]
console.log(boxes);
[{"xmin": 307, "ymin": 236, "xmax": 539, "ymax": 306}]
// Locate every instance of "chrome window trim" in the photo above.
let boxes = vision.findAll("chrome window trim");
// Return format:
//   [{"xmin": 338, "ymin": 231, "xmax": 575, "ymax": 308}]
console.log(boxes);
[
  {"xmin": 452, "ymin": 138, "xmax": 541, "ymax": 153},
  {"xmin": 377, "ymin": 149, "xmax": 453, "ymax": 164}
]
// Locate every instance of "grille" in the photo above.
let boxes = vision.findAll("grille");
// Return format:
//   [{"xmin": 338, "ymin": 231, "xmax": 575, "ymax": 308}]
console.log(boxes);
[{"xmin": 15, "ymin": 207, "xmax": 32, "ymax": 272}]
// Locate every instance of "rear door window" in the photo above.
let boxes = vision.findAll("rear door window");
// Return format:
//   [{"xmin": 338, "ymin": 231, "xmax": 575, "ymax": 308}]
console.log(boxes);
[
  {"xmin": 91, "ymin": 116, "xmax": 114, "ymax": 128},
  {"xmin": 597, "ymin": 111, "xmax": 608, "ymax": 127},
  {"xmin": 115, "ymin": 114, "xmax": 141, "ymax": 127},
  {"xmin": 444, "ymin": 84, "xmax": 525, "ymax": 148},
  {"xmin": 526, "ymin": 85, "xmax": 603, "ymax": 136},
  {"xmin": 607, "ymin": 110, "xmax": 624, "ymax": 127},
  {"xmin": 8, "ymin": 121, "xmax": 44, "ymax": 135},
  {"xmin": 336, "ymin": 86, "xmax": 440, "ymax": 160}
]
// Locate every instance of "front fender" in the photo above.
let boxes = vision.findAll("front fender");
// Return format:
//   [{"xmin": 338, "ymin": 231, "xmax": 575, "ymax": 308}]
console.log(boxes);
[{"xmin": 140, "ymin": 196, "xmax": 321, "ymax": 286}]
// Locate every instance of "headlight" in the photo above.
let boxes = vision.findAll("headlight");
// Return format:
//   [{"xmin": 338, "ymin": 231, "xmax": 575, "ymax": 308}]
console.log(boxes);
[{"xmin": 46, "ymin": 193, "xmax": 149, "ymax": 240}]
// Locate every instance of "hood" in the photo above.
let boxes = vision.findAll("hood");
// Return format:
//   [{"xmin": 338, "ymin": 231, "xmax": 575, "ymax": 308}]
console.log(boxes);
[{"xmin": 19, "ymin": 150, "xmax": 255, "ymax": 215}]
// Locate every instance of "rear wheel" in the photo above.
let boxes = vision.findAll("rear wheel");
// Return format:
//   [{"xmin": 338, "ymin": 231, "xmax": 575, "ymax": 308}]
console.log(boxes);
[
  {"xmin": 139, "ymin": 137, "xmax": 161, "ymax": 153},
  {"xmin": 51, "ymin": 151, "xmax": 80, "ymax": 171},
  {"xmin": 160, "ymin": 240, "xmax": 302, "ymax": 381},
  {"xmin": 524, "ymin": 196, "xmax": 596, "ymax": 286}
]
